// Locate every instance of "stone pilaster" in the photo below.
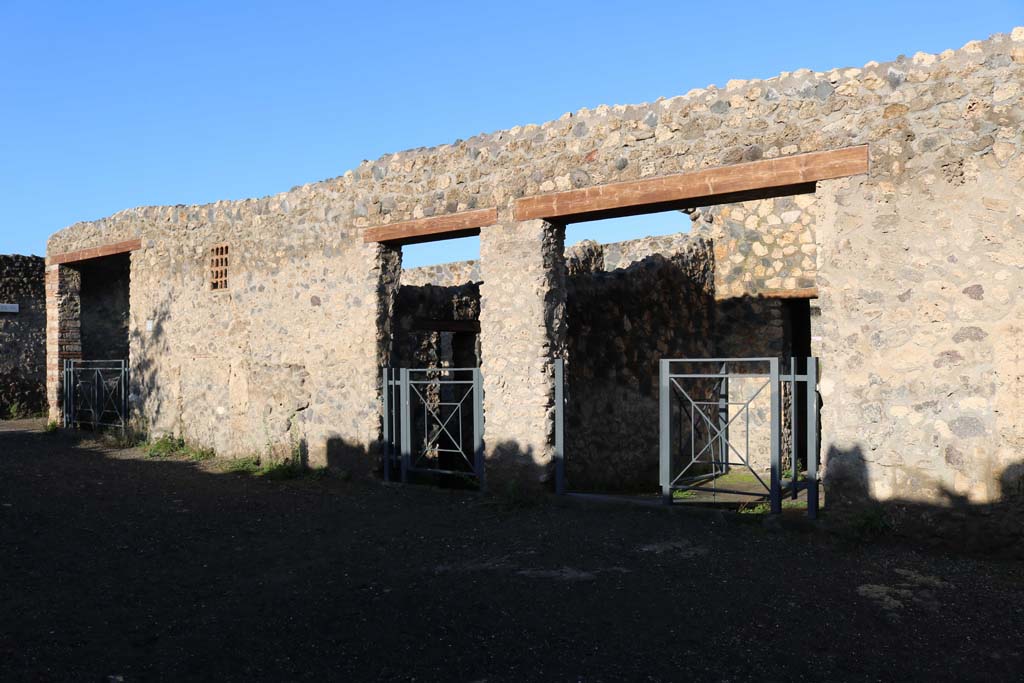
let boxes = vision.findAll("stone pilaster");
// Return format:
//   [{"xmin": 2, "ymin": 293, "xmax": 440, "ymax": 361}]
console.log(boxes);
[
  {"xmin": 478, "ymin": 218, "xmax": 566, "ymax": 487},
  {"xmin": 44, "ymin": 264, "xmax": 81, "ymax": 423}
]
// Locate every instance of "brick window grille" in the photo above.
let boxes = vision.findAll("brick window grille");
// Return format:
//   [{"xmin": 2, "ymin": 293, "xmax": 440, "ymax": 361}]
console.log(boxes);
[{"xmin": 209, "ymin": 244, "xmax": 229, "ymax": 291}]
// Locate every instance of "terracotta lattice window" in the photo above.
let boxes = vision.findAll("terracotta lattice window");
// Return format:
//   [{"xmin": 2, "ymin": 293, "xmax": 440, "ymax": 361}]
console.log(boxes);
[{"xmin": 209, "ymin": 244, "xmax": 229, "ymax": 291}]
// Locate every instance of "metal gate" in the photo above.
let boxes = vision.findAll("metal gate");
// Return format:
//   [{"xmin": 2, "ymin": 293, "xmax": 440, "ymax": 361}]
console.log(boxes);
[
  {"xmin": 382, "ymin": 367, "xmax": 484, "ymax": 487},
  {"xmin": 658, "ymin": 358, "xmax": 819, "ymax": 516},
  {"xmin": 62, "ymin": 359, "xmax": 128, "ymax": 432}
]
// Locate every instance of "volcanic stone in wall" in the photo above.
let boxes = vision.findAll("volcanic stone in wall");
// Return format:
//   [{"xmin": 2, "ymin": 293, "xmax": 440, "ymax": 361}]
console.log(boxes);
[
  {"xmin": 565, "ymin": 242, "xmax": 715, "ymax": 492},
  {"xmin": 0, "ymin": 255, "xmax": 46, "ymax": 417},
  {"xmin": 392, "ymin": 280, "xmax": 481, "ymax": 369}
]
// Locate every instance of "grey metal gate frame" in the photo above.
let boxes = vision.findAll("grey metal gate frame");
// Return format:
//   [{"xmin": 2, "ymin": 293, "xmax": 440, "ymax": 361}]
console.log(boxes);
[
  {"xmin": 551, "ymin": 357, "xmax": 820, "ymax": 517},
  {"xmin": 382, "ymin": 367, "xmax": 485, "ymax": 488},
  {"xmin": 658, "ymin": 357, "xmax": 819, "ymax": 517},
  {"xmin": 62, "ymin": 359, "xmax": 128, "ymax": 433}
]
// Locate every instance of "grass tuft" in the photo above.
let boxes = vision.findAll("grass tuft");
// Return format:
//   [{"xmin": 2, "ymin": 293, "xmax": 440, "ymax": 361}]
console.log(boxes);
[
  {"xmin": 256, "ymin": 459, "xmax": 304, "ymax": 480},
  {"xmin": 224, "ymin": 456, "xmax": 261, "ymax": 474},
  {"xmin": 44, "ymin": 421, "xmax": 59, "ymax": 434},
  {"xmin": 146, "ymin": 435, "xmax": 185, "ymax": 458},
  {"xmin": 146, "ymin": 435, "xmax": 215, "ymax": 461},
  {"xmin": 6, "ymin": 401, "xmax": 27, "ymax": 420}
]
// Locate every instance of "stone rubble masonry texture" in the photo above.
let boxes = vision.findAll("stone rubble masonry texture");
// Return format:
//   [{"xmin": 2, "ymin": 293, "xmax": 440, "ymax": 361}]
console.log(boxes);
[
  {"xmin": 0, "ymin": 255, "xmax": 46, "ymax": 416},
  {"xmin": 399, "ymin": 232, "xmax": 723, "ymax": 492},
  {"xmin": 564, "ymin": 236, "xmax": 715, "ymax": 491},
  {"xmin": 45, "ymin": 29, "xmax": 1024, "ymax": 505}
]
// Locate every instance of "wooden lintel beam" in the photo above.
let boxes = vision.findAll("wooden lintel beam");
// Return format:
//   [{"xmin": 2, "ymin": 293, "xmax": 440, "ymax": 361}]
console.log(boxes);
[
  {"xmin": 514, "ymin": 146, "xmax": 869, "ymax": 222},
  {"xmin": 363, "ymin": 208, "xmax": 498, "ymax": 245},
  {"xmin": 715, "ymin": 287, "xmax": 819, "ymax": 301},
  {"xmin": 47, "ymin": 239, "xmax": 143, "ymax": 266},
  {"xmin": 764, "ymin": 287, "xmax": 819, "ymax": 299}
]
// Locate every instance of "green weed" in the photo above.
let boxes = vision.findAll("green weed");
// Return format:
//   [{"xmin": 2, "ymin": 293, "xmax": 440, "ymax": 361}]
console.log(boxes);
[
  {"xmin": 740, "ymin": 502, "xmax": 770, "ymax": 515},
  {"xmin": 146, "ymin": 435, "xmax": 185, "ymax": 458},
  {"xmin": 145, "ymin": 435, "xmax": 214, "ymax": 460},
  {"xmin": 850, "ymin": 508, "xmax": 894, "ymax": 538},
  {"xmin": 224, "ymin": 456, "xmax": 261, "ymax": 474},
  {"xmin": 6, "ymin": 401, "xmax": 26, "ymax": 420},
  {"xmin": 256, "ymin": 458, "xmax": 304, "ymax": 480}
]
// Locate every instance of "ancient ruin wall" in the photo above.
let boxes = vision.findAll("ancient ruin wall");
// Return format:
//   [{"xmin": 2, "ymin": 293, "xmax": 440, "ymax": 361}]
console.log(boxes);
[
  {"xmin": 46, "ymin": 29, "xmax": 1024, "ymax": 501},
  {"xmin": 392, "ymin": 280, "xmax": 481, "ymax": 369},
  {"xmin": 0, "ymin": 255, "xmax": 46, "ymax": 416},
  {"xmin": 77, "ymin": 256, "xmax": 130, "ymax": 361},
  {"xmin": 564, "ymin": 236, "xmax": 715, "ymax": 491},
  {"xmin": 401, "ymin": 260, "xmax": 481, "ymax": 288},
  {"xmin": 692, "ymin": 196, "xmax": 817, "ymax": 298}
]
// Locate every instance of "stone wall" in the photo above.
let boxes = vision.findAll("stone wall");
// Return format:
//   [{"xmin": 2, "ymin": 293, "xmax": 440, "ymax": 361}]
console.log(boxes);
[
  {"xmin": 46, "ymin": 28, "xmax": 1024, "ymax": 506},
  {"xmin": 48, "ymin": 198, "xmax": 401, "ymax": 470},
  {"xmin": 401, "ymin": 260, "xmax": 480, "ymax": 288},
  {"xmin": 392, "ymin": 280, "xmax": 480, "ymax": 369},
  {"xmin": 0, "ymin": 255, "xmax": 46, "ymax": 416},
  {"xmin": 692, "ymin": 196, "xmax": 816, "ymax": 298},
  {"xmin": 400, "ymin": 232, "xmax": 716, "ymax": 491},
  {"xmin": 564, "ymin": 236, "xmax": 715, "ymax": 491}
]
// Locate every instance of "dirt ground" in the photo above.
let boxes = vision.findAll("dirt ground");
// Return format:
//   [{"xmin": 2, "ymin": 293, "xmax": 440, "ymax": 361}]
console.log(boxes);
[{"xmin": 1, "ymin": 419, "xmax": 1022, "ymax": 681}]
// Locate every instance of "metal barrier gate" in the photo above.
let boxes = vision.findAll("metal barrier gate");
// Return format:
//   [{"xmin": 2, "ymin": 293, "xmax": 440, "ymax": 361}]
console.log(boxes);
[
  {"xmin": 62, "ymin": 359, "xmax": 128, "ymax": 433},
  {"xmin": 382, "ymin": 367, "xmax": 484, "ymax": 487},
  {"xmin": 658, "ymin": 358, "xmax": 819, "ymax": 517}
]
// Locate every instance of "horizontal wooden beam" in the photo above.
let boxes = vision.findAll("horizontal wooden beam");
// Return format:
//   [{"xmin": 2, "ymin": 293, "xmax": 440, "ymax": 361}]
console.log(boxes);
[
  {"xmin": 715, "ymin": 287, "xmax": 819, "ymax": 301},
  {"xmin": 759, "ymin": 287, "xmax": 818, "ymax": 300},
  {"xmin": 363, "ymin": 208, "xmax": 498, "ymax": 245},
  {"xmin": 514, "ymin": 146, "xmax": 868, "ymax": 223},
  {"xmin": 47, "ymin": 238, "xmax": 142, "ymax": 266}
]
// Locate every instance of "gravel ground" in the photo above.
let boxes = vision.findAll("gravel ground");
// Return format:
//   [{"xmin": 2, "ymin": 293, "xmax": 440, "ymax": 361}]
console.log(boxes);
[{"xmin": 1, "ymin": 418, "xmax": 1022, "ymax": 681}]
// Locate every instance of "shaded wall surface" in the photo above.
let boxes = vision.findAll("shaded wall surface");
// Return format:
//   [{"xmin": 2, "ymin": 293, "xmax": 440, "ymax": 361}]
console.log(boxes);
[
  {"xmin": 77, "ymin": 255, "xmax": 130, "ymax": 361},
  {"xmin": 45, "ymin": 28, "xmax": 1024, "ymax": 505},
  {"xmin": 402, "ymin": 233, "xmax": 718, "ymax": 492},
  {"xmin": 564, "ymin": 238, "xmax": 715, "ymax": 490},
  {"xmin": 392, "ymin": 280, "xmax": 481, "ymax": 369},
  {"xmin": 0, "ymin": 255, "xmax": 46, "ymax": 416}
]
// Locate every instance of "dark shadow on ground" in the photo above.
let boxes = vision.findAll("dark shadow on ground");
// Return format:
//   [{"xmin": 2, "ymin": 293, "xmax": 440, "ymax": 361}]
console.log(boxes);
[
  {"xmin": 824, "ymin": 444, "xmax": 1024, "ymax": 556},
  {"xmin": 1, "ymin": 418, "xmax": 1023, "ymax": 680}
]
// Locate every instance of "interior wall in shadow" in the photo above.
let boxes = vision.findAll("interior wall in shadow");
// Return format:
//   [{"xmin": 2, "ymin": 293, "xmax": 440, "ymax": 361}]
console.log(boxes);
[
  {"xmin": 392, "ymin": 281, "xmax": 480, "ymax": 369},
  {"xmin": 564, "ymin": 243, "xmax": 715, "ymax": 492},
  {"xmin": 76, "ymin": 253, "xmax": 130, "ymax": 361}
]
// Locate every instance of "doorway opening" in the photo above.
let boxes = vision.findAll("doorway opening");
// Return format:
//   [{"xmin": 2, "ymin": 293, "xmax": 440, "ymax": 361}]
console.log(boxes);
[{"xmin": 62, "ymin": 252, "xmax": 131, "ymax": 432}]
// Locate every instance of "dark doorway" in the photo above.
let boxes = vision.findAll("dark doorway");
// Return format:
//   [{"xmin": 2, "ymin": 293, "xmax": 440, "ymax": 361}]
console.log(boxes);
[
  {"xmin": 75, "ymin": 253, "xmax": 130, "ymax": 361},
  {"xmin": 783, "ymin": 299, "xmax": 812, "ymax": 473}
]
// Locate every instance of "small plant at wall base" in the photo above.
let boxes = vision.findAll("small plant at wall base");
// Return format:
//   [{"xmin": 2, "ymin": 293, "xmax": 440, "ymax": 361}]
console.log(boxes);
[
  {"xmin": 6, "ymin": 401, "xmax": 27, "ymax": 420},
  {"xmin": 145, "ymin": 435, "xmax": 215, "ymax": 461},
  {"xmin": 146, "ymin": 435, "xmax": 185, "ymax": 458},
  {"xmin": 101, "ymin": 429, "xmax": 147, "ymax": 450},
  {"xmin": 224, "ymin": 456, "xmax": 261, "ymax": 474},
  {"xmin": 44, "ymin": 421, "xmax": 59, "ymax": 433},
  {"xmin": 256, "ymin": 458, "xmax": 304, "ymax": 480}
]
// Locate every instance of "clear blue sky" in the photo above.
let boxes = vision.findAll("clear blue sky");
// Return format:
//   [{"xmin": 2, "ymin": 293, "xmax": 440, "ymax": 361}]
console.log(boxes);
[{"xmin": 1, "ymin": 1, "xmax": 1019, "ymax": 266}]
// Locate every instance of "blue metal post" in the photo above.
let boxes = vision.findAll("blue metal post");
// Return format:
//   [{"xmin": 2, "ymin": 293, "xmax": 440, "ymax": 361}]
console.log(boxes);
[
  {"xmin": 659, "ymin": 359, "xmax": 671, "ymax": 504},
  {"xmin": 807, "ymin": 357, "xmax": 820, "ymax": 519},
  {"xmin": 791, "ymin": 357, "xmax": 799, "ymax": 499},
  {"xmin": 473, "ymin": 368, "xmax": 485, "ymax": 492},
  {"xmin": 399, "ymin": 368, "xmax": 410, "ymax": 484},
  {"xmin": 769, "ymin": 358, "xmax": 781, "ymax": 514},
  {"xmin": 382, "ymin": 367, "xmax": 391, "ymax": 483},
  {"xmin": 554, "ymin": 359, "xmax": 565, "ymax": 495}
]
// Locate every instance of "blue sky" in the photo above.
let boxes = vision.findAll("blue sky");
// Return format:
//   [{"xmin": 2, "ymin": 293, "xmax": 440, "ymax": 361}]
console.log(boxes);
[{"xmin": 1, "ymin": 1, "xmax": 1020, "ymax": 266}]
